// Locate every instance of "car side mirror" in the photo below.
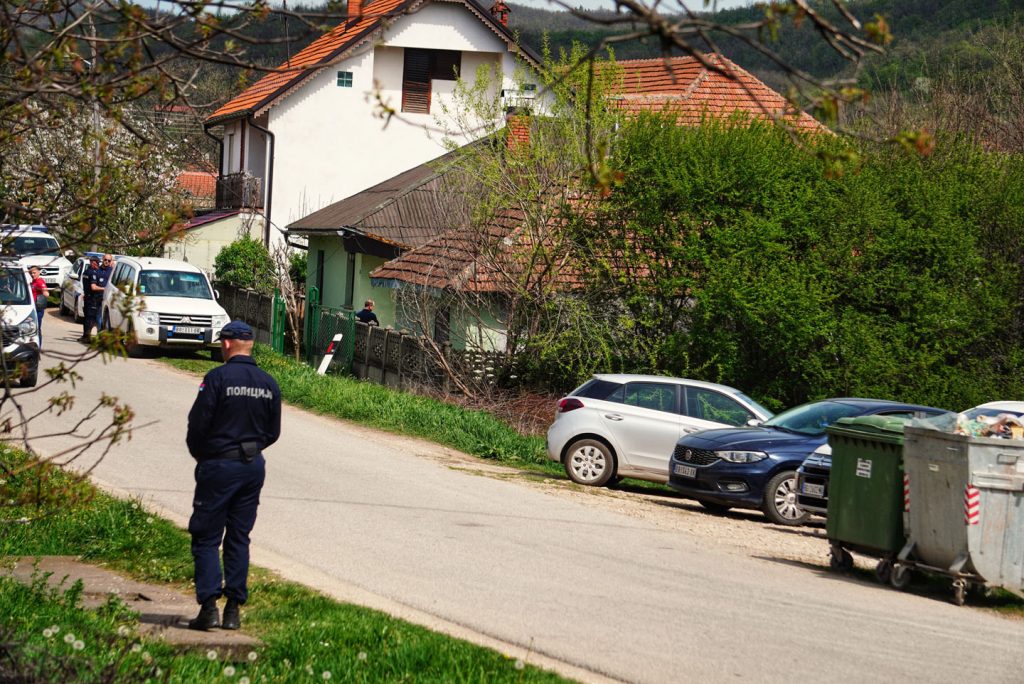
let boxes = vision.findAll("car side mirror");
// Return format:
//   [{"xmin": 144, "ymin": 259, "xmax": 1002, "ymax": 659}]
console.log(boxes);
[
  {"xmin": 746, "ymin": 418, "xmax": 763, "ymax": 427},
  {"xmin": 69, "ymin": 273, "xmax": 79, "ymax": 280}
]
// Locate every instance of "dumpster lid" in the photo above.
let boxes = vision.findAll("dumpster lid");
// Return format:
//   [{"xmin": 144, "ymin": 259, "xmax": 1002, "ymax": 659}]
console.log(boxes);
[{"xmin": 828, "ymin": 415, "xmax": 911, "ymax": 436}]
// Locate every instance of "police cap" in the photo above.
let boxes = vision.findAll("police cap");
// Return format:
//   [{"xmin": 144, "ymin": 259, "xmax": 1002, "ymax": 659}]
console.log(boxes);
[{"xmin": 217, "ymin": 320, "xmax": 254, "ymax": 340}]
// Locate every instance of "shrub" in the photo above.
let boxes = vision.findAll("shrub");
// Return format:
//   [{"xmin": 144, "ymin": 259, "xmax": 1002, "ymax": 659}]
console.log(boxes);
[{"xmin": 213, "ymin": 235, "xmax": 275, "ymax": 294}]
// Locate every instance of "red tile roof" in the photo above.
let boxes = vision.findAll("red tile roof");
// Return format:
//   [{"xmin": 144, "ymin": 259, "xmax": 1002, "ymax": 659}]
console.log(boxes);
[
  {"xmin": 206, "ymin": 0, "xmax": 540, "ymax": 125},
  {"xmin": 608, "ymin": 55, "xmax": 824, "ymax": 132},
  {"xmin": 207, "ymin": 0, "xmax": 411, "ymax": 124},
  {"xmin": 175, "ymin": 169, "xmax": 217, "ymax": 199}
]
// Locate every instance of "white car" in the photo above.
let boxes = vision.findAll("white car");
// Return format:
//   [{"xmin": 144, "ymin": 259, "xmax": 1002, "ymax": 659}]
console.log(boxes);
[
  {"xmin": 0, "ymin": 260, "xmax": 41, "ymax": 387},
  {"xmin": 1, "ymin": 225, "xmax": 72, "ymax": 293},
  {"xmin": 546, "ymin": 374, "xmax": 774, "ymax": 486},
  {"xmin": 60, "ymin": 253, "xmax": 125, "ymax": 322},
  {"xmin": 102, "ymin": 256, "xmax": 230, "ymax": 358}
]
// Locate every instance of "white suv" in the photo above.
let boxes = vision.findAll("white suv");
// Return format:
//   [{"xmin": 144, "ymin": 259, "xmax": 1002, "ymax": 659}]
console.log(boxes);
[
  {"xmin": 0, "ymin": 260, "xmax": 41, "ymax": 387},
  {"xmin": 0, "ymin": 225, "xmax": 72, "ymax": 292},
  {"xmin": 102, "ymin": 256, "xmax": 230, "ymax": 358},
  {"xmin": 546, "ymin": 374, "xmax": 775, "ymax": 486}
]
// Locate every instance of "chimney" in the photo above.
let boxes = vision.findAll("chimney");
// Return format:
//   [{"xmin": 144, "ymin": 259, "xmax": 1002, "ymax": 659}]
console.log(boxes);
[
  {"xmin": 490, "ymin": 1, "xmax": 510, "ymax": 27},
  {"xmin": 348, "ymin": 0, "xmax": 363, "ymax": 25},
  {"xmin": 506, "ymin": 111, "xmax": 530, "ymax": 152}
]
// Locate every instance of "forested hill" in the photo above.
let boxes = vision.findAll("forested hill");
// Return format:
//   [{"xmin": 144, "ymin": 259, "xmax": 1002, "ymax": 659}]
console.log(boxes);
[
  {"xmin": 205, "ymin": 1, "xmax": 1022, "ymax": 96},
  {"xmin": 505, "ymin": 0, "xmax": 1023, "ymax": 90}
]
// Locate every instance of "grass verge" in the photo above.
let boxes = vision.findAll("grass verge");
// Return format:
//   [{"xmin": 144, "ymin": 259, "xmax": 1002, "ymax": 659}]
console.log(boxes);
[
  {"xmin": 162, "ymin": 346, "xmax": 564, "ymax": 477},
  {"xmin": 0, "ymin": 447, "xmax": 570, "ymax": 683}
]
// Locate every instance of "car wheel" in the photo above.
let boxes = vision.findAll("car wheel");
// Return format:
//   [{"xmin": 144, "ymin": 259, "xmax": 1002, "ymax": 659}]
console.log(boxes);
[
  {"xmin": 125, "ymin": 322, "xmax": 146, "ymax": 358},
  {"xmin": 564, "ymin": 439, "xmax": 616, "ymax": 487},
  {"xmin": 698, "ymin": 500, "xmax": 732, "ymax": 515},
  {"xmin": 19, "ymin": 366, "xmax": 38, "ymax": 388},
  {"xmin": 761, "ymin": 470, "xmax": 810, "ymax": 525}
]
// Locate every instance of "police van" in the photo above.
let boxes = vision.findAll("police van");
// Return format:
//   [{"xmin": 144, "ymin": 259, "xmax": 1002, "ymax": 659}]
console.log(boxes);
[
  {"xmin": 0, "ymin": 259, "xmax": 41, "ymax": 387},
  {"xmin": 102, "ymin": 256, "xmax": 230, "ymax": 358},
  {"xmin": 0, "ymin": 225, "xmax": 73, "ymax": 293}
]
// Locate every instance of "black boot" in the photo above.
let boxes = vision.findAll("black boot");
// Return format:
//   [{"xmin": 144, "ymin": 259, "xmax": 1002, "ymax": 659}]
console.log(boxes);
[
  {"xmin": 221, "ymin": 599, "xmax": 241, "ymax": 630},
  {"xmin": 187, "ymin": 597, "xmax": 221, "ymax": 631}
]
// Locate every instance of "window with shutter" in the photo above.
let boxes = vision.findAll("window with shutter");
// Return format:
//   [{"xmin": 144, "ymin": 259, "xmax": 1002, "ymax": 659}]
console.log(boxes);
[{"xmin": 402, "ymin": 49, "xmax": 461, "ymax": 114}]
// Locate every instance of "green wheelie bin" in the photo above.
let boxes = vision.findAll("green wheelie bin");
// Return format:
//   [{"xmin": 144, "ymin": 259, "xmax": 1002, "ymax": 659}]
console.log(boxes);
[{"xmin": 824, "ymin": 415, "xmax": 910, "ymax": 582}]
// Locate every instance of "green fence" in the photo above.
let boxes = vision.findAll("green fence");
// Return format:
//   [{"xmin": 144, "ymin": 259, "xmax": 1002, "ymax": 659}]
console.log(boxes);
[{"xmin": 304, "ymin": 296, "xmax": 355, "ymax": 373}]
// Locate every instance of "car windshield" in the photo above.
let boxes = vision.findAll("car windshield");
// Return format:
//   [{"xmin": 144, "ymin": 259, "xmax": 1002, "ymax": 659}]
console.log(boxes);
[
  {"xmin": 138, "ymin": 270, "xmax": 213, "ymax": 299},
  {"xmin": 9, "ymin": 235, "xmax": 60, "ymax": 257},
  {"xmin": 0, "ymin": 269, "xmax": 30, "ymax": 305},
  {"xmin": 762, "ymin": 400, "xmax": 866, "ymax": 436}
]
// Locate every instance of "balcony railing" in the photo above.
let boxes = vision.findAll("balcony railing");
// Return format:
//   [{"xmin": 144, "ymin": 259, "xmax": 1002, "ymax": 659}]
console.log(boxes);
[{"xmin": 216, "ymin": 172, "xmax": 263, "ymax": 209}]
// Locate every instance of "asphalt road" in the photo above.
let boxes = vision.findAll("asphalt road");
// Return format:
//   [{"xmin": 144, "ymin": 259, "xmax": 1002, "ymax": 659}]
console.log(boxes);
[{"xmin": 18, "ymin": 311, "xmax": 1024, "ymax": 683}]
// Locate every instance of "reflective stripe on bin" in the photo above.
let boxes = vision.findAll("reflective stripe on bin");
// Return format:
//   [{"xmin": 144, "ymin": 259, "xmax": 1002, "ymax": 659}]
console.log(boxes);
[
  {"xmin": 964, "ymin": 485, "xmax": 980, "ymax": 525},
  {"xmin": 904, "ymin": 473, "xmax": 910, "ymax": 512}
]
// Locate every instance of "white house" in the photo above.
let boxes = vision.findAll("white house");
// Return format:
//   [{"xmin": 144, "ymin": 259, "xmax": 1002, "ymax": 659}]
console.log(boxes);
[
  {"xmin": 163, "ymin": 209, "xmax": 263, "ymax": 275},
  {"xmin": 203, "ymin": 0, "xmax": 540, "ymax": 250}
]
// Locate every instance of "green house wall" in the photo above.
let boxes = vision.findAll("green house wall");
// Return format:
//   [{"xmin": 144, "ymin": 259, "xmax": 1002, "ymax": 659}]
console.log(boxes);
[{"xmin": 306, "ymin": 235, "xmax": 508, "ymax": 352}]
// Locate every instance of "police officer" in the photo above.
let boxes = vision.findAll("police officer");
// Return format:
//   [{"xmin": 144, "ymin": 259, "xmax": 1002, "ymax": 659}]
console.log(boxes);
[
  {"xmin": 79, "ymin": 254, "xmax": 112, "ymax": 342},
  {"xmin": 185, "ymin": 320, "xmax": 281, "ymax": 631}
]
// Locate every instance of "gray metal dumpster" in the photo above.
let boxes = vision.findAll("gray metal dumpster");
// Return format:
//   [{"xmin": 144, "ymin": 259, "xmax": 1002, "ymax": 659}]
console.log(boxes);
[{"xmin": 895, "ymin": 425, "xmax": 1024, "ymax": 604}]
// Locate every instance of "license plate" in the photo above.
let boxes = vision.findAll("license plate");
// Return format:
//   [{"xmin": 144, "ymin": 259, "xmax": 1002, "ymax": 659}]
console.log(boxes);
[
  {"xmin": 172, "ymin": 326, "xmax": 202, "ymax": 335},
  {"xmin": 801, "ymin": 482, "xmax": 825, "ymax": 497},
  {"xmin": 673, "ymin": 463, "xmax": 697, "ymax": 478}
]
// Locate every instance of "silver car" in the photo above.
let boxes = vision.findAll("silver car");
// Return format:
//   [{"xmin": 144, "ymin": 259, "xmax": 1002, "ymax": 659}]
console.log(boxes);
[
  {"xmin": 59, "ymin": 255, "xmax": 93, "ymax": 322},
  {"xmin": 546, "ymin": 374, "xmax": 774, "ymax": 486}
]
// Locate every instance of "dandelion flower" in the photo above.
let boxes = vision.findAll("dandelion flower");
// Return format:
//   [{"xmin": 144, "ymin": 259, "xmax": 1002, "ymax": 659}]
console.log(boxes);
[
  {"xmin": 247, "ymin": 651, "xmax": 258, "ymax": 662},
  {"xmin": 514, "ymin": 659, "xmax": 525, "ymax": 671},
  {"xmin": 131, "ymin": 502, "xmax": 138, "ymax": 509},
  {"xmin": 49, "ymin": 625, "xmax": 59, "ymax": 633},
  {"xmin": 131, "ymin": 643, "xmax": 142, "ymax": 653},
  {"xmin": 156, "ymin": 669, "xmax": 163, "ymax": 677},
  {"xmin": 305, "ymin": 665, "xmax": 314, "ymax": 675},
  {"xmin": 322, "ymin": 672, "xmax": 332, "ymax": 680},
  {"xmin": 141, "ymin": 652, "xmax": 152, "ymax": 664},
  {"xmin": 223, "ymin": 665, "xmax": 236, "ymax": 677},
  {"xmin": 206, "ymin": 649, "xmax": 218, "ymax": 661},
  {"xmin": 146, "ymin": 517, "xmax": 153, "ymax": 524},
  {"xmin": 239, "ymin": 678, "xmax": 250, "ymax": 684},
  {"xmin": 42, "ymin": 628, "xmax": 53, "ymax": 638},
  {"xmin": 73, "ymin": 640, "xmax": 84, "ymax": 651},
  {"xmin": 357, "ymin": 651, "xmax": 367, "ymax": 662},
  {"xmin": 117, "ymin": 625, "xmax": 130, "ymax": 637},
  {"xmin": 63, "ymin": 633, "xmax": 75, "ymax": 644}
]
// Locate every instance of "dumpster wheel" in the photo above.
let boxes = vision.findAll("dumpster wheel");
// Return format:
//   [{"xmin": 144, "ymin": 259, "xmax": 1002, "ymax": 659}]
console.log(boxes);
[
  {"xmin": 890, "ymin": 564, "xmax": 912, "ymax": 590},
  {"xmin": 828, "ymin": 543, "xmax": 853, "ymax": 572},
  {"xmin": 952, "ymin": 579, "xmax": 967, "ymax": 606},
  {"xmin": 874, "ymin": 559, "xmax": 893, "ymax": 584}
]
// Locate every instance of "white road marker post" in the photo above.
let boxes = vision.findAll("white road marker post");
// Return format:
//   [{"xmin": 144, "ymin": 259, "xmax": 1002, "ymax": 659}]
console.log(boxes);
[{"xmin": 317, "ymin": 333, "xmax": 344, "ymax": 375}]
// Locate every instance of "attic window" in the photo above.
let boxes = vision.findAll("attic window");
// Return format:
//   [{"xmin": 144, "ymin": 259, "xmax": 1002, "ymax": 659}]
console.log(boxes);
[
  {"xmin": 337, "ymin": 71, "xmax": 353, "ymax": 87},
  {"xmin": 402, "ymin": 48, "xmax": 461, "ymax": 114}
]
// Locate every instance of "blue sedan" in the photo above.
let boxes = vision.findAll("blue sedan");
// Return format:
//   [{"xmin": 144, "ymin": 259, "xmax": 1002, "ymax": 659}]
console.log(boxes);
[{"xmin": 667, "ymin": 398, "xmax": 946, "ymax": 525}]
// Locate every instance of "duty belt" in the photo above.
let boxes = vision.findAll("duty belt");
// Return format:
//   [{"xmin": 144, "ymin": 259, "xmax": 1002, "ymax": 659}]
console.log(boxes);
[{"xmin": 209, "ymin": 442, "xmax": 261, "ymax": 462}]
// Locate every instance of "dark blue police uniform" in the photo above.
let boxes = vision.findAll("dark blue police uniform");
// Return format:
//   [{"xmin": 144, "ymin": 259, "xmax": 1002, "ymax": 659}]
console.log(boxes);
[
  {"xmin": 81, "ymin": 259, "xmax": 112, "ymax": 340},
  {"xmin": 186, "ymin": 321, "xmax": 281, "ymax": 618}
]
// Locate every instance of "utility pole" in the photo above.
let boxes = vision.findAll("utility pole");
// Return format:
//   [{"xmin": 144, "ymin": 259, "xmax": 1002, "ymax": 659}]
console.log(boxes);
[{"xmin": 89, "ymin": 14, "xmax": 100, "ymax": 252}]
